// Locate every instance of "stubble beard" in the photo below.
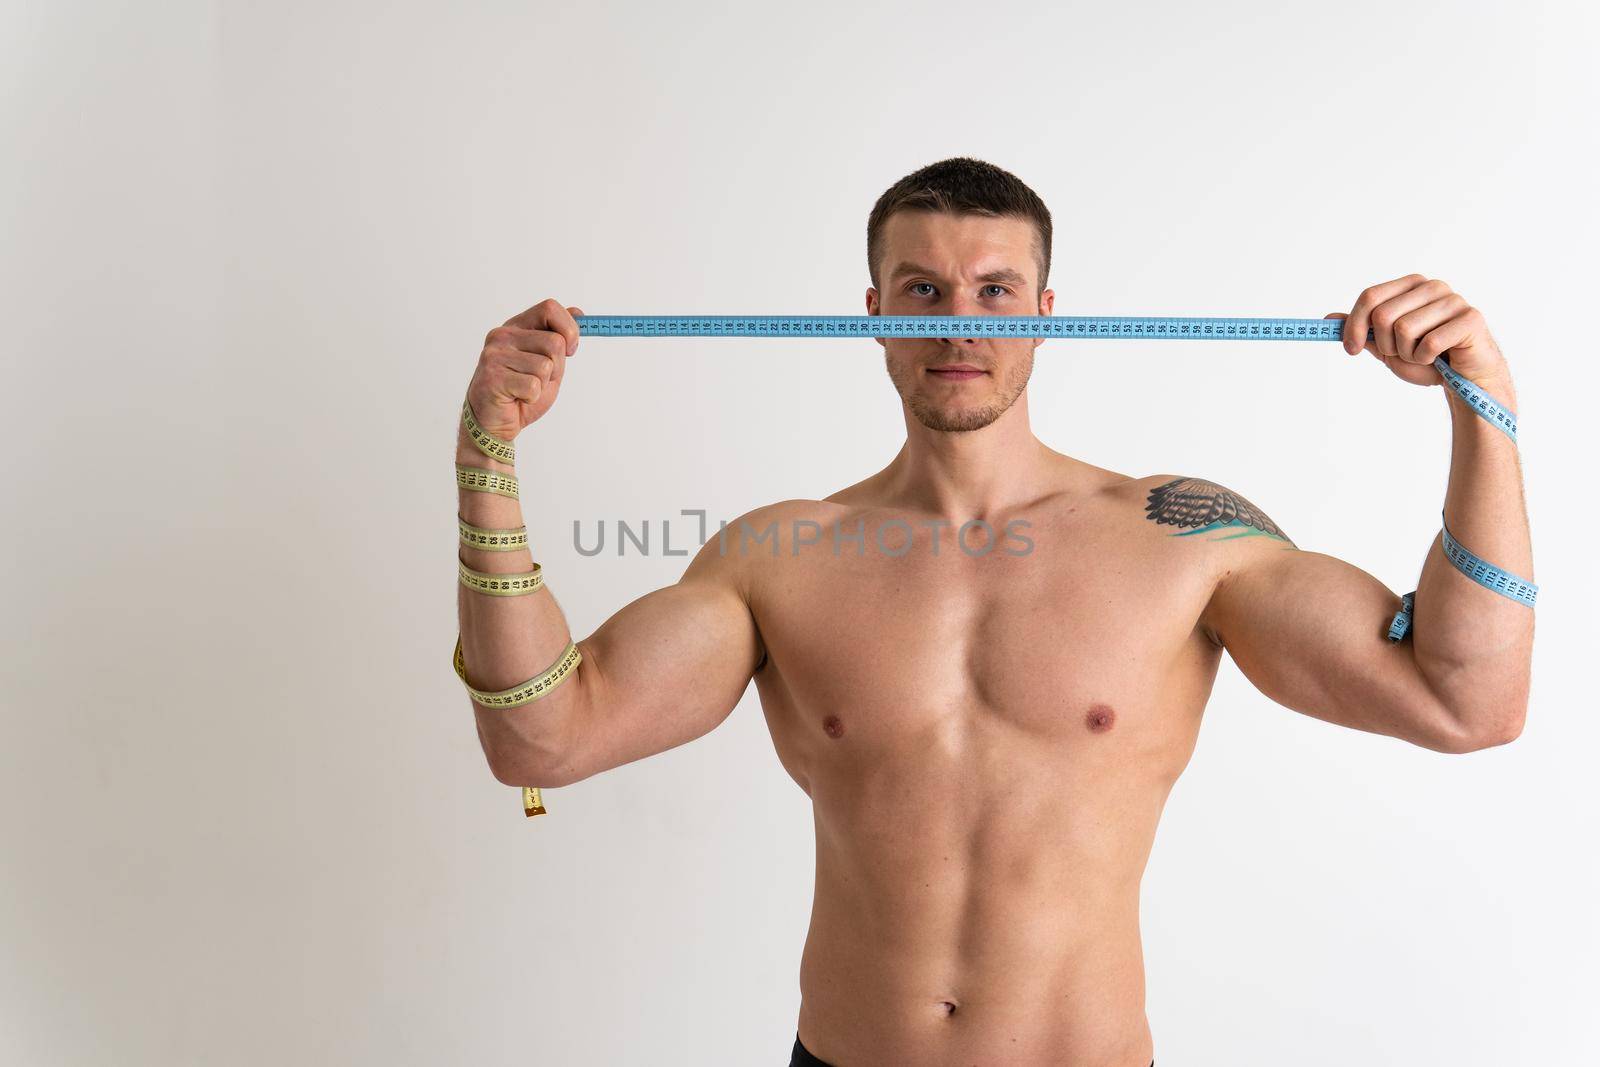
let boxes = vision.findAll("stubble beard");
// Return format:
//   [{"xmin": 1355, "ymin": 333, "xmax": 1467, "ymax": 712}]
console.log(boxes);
[{"xmin": 889, "ymin": 349, "xmax": 1035, "ymax": 433}]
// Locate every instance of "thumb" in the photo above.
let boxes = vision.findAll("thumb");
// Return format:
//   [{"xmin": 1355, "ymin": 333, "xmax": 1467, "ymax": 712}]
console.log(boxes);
[
  {"xmin": 567, "ymin": 306, "xmax": 584, "ymax": 354},
  {"xmin": 1324, "ymin": 311, "xmax": 1362, "ymax": 355}
]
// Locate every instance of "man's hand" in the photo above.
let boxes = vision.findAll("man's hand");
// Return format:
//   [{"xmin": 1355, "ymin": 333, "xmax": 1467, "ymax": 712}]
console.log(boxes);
[
  {"xmin": 1324, "ymin": 274, "xmax": 1510, "ymax": 394},
  {"xmin": 466, "ymin": 298, "xmax": 585, "ymax": 442}
]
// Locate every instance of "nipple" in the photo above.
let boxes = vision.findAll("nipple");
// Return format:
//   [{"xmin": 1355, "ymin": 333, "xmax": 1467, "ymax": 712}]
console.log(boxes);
[
  {"xmin": 1085, "ymin": 703, "xmax": 1116, "ymax": 733},
  {"xmin": 823, "ymin": 715, "xmax": 845, "ymax": 739}
]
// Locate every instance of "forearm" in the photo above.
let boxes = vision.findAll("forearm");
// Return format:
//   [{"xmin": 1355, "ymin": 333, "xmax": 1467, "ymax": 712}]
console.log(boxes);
[
  {"xmin": 456, "ymin": 427, "xmax": 584, "ymax": 780},
  {"xmin": 1412, "ymin": 369, "xmax": 1534, "ymax": 737}
]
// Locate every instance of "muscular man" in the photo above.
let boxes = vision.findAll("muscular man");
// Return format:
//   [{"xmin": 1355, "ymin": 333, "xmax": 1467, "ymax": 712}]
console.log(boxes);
[{"xmin": 454, "ymin": 157, "xmax": 1534, "ymax": 1067}]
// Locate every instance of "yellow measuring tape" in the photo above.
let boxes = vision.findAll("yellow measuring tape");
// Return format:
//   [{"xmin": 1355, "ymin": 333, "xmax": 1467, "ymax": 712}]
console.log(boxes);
[
  {"xmin": 454, "ymin": 395, "xmax": 580, "ymax": 819},
  {"xmin": 460, "ymin": 395, "xmax": 517, "ymax": 464},
  {"xmin": 450, "ymin": 635, "xmax": 580, "ymax": 818}
]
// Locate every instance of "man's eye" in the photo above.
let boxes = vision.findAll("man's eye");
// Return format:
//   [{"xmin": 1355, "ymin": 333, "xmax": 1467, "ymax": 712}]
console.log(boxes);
[{"xmin": 908, "ymin": 283, "xmax": 1010, "ymax": 297}]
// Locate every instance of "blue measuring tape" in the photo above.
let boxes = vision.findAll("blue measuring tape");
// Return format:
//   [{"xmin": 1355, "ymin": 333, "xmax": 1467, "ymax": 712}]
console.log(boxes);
[
  {"xmin": 575, "ymin": 313, "xmax": 1352, "ymax": 340},
  {"xmin": 575, "ymin": 314, "xmax": 1535, "ymax": 639}
]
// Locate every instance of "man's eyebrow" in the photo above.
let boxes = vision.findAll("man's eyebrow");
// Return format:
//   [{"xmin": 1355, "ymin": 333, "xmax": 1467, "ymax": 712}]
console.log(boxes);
[{"xmin": 888, "ymin": 261, "xmax": 1029, "ymax": 286}]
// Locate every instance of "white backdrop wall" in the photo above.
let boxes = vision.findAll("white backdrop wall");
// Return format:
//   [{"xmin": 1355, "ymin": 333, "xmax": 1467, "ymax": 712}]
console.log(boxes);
[{"xmin": 2, "ymin": 1, "xmax": 1595, "ymax": 1064}]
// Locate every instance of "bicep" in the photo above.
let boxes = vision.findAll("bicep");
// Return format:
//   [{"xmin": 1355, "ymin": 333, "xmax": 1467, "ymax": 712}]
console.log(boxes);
[
  {"xmin": 550, "ymin": 543, "xmax": 762, "ymax": 785},
  {"xmin": 1202, "ymin": 548, "xmax": 1470, "ymax": 753}
]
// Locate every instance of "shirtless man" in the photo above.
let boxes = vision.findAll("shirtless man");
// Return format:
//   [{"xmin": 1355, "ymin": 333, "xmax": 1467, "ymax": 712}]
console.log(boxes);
[{"xmin": 453, "ymin": 157, "xmax": 1535, "ymax": 1066}]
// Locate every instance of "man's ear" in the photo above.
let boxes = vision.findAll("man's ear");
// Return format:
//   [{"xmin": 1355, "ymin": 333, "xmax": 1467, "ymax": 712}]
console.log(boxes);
[
  {"xmin": 866, "ymin": 287, "xmax": 884, "ymax": 348},
  {"xmin": 1035, "ymin": 288, "xmax": 1055, "ymax": 349}
]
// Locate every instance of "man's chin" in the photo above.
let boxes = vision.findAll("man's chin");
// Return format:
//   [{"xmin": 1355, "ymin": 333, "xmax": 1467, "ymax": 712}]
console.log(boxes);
[{"xmin": 910, "ymin": 401, "xmax": 1004, "ymax": 433}]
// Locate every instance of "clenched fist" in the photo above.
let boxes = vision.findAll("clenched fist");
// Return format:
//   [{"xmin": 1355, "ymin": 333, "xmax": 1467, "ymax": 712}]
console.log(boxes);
[{"xmin": 465, "ymin": 299, "xmax": 583, "ymax": 442}]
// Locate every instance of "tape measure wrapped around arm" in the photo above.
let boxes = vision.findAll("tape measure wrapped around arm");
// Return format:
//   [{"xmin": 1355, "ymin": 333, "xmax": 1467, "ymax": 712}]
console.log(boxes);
[
  {"xmin": 455, "ymin": 393, "xmax": 581, "ymax": 818},
  {"xmin": 1385, "ymin": 356, "xmax": 1535, "ymax": 641}
]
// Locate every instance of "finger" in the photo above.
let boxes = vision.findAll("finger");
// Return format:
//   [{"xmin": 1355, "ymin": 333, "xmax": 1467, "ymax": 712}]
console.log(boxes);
[
  {"xmin": 1372, "ymin": 279, "xmax": 1451, "ymax": 360},
  {"xmin": 1346, "ymin": 273, "xmax": 1427, "ymax": 358},
  {"xmin": 503, "ymin": 298, "xmax": 582, "ymax": 356},
  {"xmin": 495, "ymin": 368, "xmax": 546, "ymax": 405},
  {"xmin": 486, "ymin": 324, "xmax": 566, "ymax": 360},
  {"xmin": 1392, "ymin": 293, "xmax": 1466, "ymax": 362},
  {"xmin": 1379, "ymin": 349, "xmax": 1442, "ymax": 387},
  {"xmin": 1412, "ymin": 313, "xmax": 1475, "ymax": 368},
  {"xmin": 1324, "ymin": 312, "xmax": 1359, "ymax": 356},
  {"xmin": 483, "ymin": 327, "xmax": 566, "ymax": 395},
  {"xmin": 502, "ymin": 299, "xmax": 555, "ymax": 330},
  {"xmin": 568, "ymin": 306, "xmax": 584, "ymax": 355},
  {"xmin": 496, "ymin": 348, "xmax": 561, "ymax": 382},
  {"xmin": 1367, "ymin": 276, "xmax": 1442, "ymax": 359}
]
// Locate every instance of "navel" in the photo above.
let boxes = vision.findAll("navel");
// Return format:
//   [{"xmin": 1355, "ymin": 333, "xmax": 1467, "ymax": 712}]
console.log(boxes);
[
  {"xmin": 1085, "ymin": 703, "xmax": 1116, "ymax": 733},
  {"xmin": 822, "ymin": 715, "xmax": 845, "ymax": 739}
]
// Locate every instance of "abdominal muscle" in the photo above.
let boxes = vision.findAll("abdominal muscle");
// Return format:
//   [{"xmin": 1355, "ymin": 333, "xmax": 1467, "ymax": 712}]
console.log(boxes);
[
  {"xmin": 784, "ymin": 701, "xmax": 1186, "ymax": 1067},
  {"xmin": 744, "ymin": 486, "xmax": 1221, "ymax": 1065}
]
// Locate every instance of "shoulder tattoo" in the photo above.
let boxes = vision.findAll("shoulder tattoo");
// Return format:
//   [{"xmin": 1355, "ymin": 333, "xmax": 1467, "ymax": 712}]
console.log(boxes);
[{"xmin": 1143, "ymin": 477, "xmax": 1296, "ymax": 546}]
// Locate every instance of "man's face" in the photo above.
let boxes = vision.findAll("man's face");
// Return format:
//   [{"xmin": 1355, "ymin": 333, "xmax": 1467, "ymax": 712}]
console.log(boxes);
[{"xmin": 867, "ymin": 210, "xmax": 1054, "ymax": 433}]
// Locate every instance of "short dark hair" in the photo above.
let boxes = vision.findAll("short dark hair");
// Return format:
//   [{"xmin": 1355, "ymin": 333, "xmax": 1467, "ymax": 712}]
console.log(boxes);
[{"xmin": 866, "ymin": 156, "xmax": 1052, "ymax": 300}]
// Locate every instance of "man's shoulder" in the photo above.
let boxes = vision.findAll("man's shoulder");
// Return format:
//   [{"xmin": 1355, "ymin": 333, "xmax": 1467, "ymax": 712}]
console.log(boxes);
[
  {"xmin": 1111, "ymin": 473, "xmax": 1301, "ymax": 646},
  {"xmin": 1126, "ymin": 472, "xmax": 1299, "ymax": 550},
  {"xmin": 1076, "ymin": 471, "xmax": 1301, "ymax": 610}
]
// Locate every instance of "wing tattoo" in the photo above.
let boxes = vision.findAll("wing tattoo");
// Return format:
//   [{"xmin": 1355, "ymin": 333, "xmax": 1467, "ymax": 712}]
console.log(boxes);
[{"xmin": 1144, "ymin": 477, "xmax": 1294, "ymax": 544}]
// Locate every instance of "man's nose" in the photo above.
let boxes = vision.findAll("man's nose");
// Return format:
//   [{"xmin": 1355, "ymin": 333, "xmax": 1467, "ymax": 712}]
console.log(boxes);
[{"xmin": 946, "ymin": 291, "xmax": 982, "ymax": 343}]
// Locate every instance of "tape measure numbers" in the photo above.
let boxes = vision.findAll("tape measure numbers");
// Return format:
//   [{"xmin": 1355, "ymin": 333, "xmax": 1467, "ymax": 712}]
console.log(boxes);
[{"xmin": 573, "ymin": 314, "xmax": 1353, "ymax": 341}]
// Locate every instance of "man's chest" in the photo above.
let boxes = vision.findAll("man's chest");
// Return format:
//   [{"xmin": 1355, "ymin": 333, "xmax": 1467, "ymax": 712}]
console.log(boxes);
[{"xmin": 747, "ymin": 514, "xmax": 1223, "ymax": 761}]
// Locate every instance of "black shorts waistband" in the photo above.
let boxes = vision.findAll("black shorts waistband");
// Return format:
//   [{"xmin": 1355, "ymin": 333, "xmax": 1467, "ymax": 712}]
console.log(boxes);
[{"xmin": 790, "ymin": 1031, "xmax": 1152, "ymax": 1066}]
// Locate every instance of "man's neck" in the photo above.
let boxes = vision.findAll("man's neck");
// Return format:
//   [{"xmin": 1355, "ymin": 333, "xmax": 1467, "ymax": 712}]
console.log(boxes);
[{"xmin": 874, "ymin": 395, "xmax": 1073, "ymax": 520}]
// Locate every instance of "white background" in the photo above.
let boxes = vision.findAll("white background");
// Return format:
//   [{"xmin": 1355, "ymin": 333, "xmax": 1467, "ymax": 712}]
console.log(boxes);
[{"xmin": 3, "ymin": 1, "xmax": 1596, "ymax": 1063}]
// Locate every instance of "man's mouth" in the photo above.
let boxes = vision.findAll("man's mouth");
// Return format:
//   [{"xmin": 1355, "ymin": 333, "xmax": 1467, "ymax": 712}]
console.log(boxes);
[{"xmin": 926, "ymin": 363, "xmax": 987, "ymax": 381}]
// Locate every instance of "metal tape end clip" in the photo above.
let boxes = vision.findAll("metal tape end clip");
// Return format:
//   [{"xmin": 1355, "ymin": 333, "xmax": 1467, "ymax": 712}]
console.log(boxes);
[{"xmin": 523, "ymin": 786, "xmax": 547, "ymax": 818}]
